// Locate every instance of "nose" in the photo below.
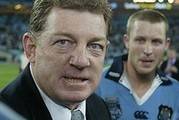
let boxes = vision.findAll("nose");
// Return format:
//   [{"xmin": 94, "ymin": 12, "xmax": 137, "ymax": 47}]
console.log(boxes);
[
  {"xmin": 69, "ymin": 48, "xmax": 90, "ymax": 69},
  {"xmin": 144, "ymin": 43, "xmax": 153, "ymax": 56}
]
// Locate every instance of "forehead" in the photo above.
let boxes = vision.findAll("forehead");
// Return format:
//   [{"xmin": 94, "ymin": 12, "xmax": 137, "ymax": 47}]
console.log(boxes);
[
  {"xmin": 45, "ymin": 7, "xmax": 107, "ymax": 34},
  {"xmin": 131, "ymin": 20, "xmax": 166, "ymax": 36}
]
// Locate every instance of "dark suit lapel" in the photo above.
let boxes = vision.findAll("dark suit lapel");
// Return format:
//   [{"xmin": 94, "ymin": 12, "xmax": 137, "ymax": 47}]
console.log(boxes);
[
  {"xmin": 86, "ymin": 96, "xmax": 97, "ymax": 120},
  {"xmin": 18, "ymin": 64, "xmax": 52, "ymax": 120}
]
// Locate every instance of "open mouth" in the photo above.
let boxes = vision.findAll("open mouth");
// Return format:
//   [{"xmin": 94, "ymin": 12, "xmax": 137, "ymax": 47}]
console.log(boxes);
[
  {"xmin": 64, "ymin": 77, "xmax": 87, "ymax": 83},
  {"xmin": 140, "ymin": 59, "xmax": 153, "ymax": 66},
  {"xmin": 142, "ymin": 60, "xmax": 153, "ymax": 63}
]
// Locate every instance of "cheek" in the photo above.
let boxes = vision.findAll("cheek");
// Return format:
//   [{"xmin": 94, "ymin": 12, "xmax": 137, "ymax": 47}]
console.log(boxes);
[
  {"xmin": 35, "ymin": 50, "xmax": 65, "ymax": 79},
  {"xmin": 154, "ymin": 48, "xmax": 165, "ymax": 59},
  {"xmin": 98, "ymin": 64, "xmax": 104, "ymax": 77},
  {"xmin": 96, "ymin": 66, "xmax": 103, "ymax": 79},
  {"xmin": 97, "ymin": 57, "xmax": 105, "ymax": 68},
  {"xmin": 128, "ymin": 45, "xmax": 142, "ymax": 55},
  {"xmin": 93, "ymin": 58, "xmax": 104, "ymax": 77}
]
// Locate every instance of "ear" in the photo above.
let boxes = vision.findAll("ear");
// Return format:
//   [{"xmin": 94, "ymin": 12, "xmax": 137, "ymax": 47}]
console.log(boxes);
[
  {"xmin": 123, "ymin": 34, "xmax": 129, "ymax": 49},
  {"xmin": 106, "ymin": 40, "xmax": 110, "ymax": 50},
  {"xmin": 22, "ymin": 33, "xmax": 36, "ymax": 64},
  {"xmin": 164, "ymin": 37, "xmax": 171, "ymax": 51}
]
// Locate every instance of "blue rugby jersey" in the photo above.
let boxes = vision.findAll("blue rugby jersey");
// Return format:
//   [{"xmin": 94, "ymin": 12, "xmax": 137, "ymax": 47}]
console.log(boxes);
[{"xmin": 96, "ymin": 54, "xmax": 179, "ymax": 120}]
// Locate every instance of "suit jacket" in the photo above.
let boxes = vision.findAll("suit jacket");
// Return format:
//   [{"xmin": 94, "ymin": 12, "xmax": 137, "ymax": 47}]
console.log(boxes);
[
  {"xmin": 0, "ymin": 64, "xmax": 111, "ymax": 120},
  {"xmin": 160, "ymin": 58, "xmax": 179, "ymax": 81}
]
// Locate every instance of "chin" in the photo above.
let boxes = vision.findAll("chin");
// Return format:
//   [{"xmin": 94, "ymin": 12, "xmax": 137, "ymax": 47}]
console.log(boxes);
[{"xmin": 68, "ymin": 91, "xmax": 91, "ymax": 101}]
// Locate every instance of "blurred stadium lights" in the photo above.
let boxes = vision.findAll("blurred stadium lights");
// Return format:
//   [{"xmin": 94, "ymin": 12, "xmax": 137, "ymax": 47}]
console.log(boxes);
[
  {"xmin": 109, "ymin": 0, "xmax": 179, "ymax": 11},
  {"xmin": 14, "ymin": 4, "xmax": 22, "ymax": 11},
  {"xmin": 133, "ymin": 0, "xmax": 174, "ymax": 3},
  {"xmin": 0, "ymin": 0, "xmax": 32, "ymax": 6},
  {"xmin": 110, "ymin": 2, "xmax": 118, "ymax": 9},
  {"xmin": 168, "ymin": 0, "xmax": 175, "ymax": 3},
  {"xmin": 0, "ymin": 1, "xmax": 32, "ymax": 14},
  {"xmin": 0, "ymin": 0, "xmax": 178, "ymax": 13},
  {"xmin": 133, "ymin": 0, "xmax": 156, "ymax": 3},
  {"xmin": 117, "ymin": 1, "xmax": 173, "ymax": 10}
]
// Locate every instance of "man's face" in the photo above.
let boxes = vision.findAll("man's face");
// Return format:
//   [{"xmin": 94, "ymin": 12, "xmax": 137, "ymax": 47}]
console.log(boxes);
[
  {"xmin": 124, "ymin": 20, "xmax": 170, "ymax": 75},
  {"xmin": 25, "ymin": 8, "xmax": 108, "ymax": 108}
]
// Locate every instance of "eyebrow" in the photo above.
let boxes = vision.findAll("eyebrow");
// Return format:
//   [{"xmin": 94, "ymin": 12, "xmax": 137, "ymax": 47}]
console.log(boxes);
[{"xmin": 52, "ymin": 32, "xmax": 107, "ymax": 41}]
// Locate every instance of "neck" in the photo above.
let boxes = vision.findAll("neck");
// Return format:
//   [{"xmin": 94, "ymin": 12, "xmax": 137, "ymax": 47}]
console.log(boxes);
[{"xmin": 124, "ymin": 62, "xmax": 155, "ymax": 97}]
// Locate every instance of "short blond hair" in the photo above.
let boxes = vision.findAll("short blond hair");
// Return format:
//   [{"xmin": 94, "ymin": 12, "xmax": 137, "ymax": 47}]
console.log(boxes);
[{"xmin": 127, "ymin": 9, "xmax": 169, "ymax": 36}]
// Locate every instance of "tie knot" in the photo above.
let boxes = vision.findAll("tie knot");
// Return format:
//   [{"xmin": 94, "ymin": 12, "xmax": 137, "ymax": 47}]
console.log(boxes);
[{"xmin": 71, "ymin": 110, "xmax": 84, "ymax": 120}]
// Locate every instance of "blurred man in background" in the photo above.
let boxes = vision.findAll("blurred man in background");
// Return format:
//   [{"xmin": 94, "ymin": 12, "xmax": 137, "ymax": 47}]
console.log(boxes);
[
  {"xmin": 160, "ymin": 47, "xmax": 179, "ymax": 80},
  {"xmin": 96, "ymin": 9, "xmax": 179, "ymax": 120}
]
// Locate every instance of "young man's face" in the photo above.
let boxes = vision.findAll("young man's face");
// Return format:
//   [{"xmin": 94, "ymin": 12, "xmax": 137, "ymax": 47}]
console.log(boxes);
[
  {"xmin": 24, "ymin": 8, "xmax": 108, "ymax": 109},
  {"xmin": 124, "ymin": 20, "xmax": 170, "ymax": 75}
]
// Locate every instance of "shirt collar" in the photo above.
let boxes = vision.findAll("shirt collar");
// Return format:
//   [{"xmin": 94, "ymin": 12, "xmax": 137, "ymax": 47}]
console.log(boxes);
[{"xmin": 119, "ymin": 73, "xmax": 162, "ymax": 105}]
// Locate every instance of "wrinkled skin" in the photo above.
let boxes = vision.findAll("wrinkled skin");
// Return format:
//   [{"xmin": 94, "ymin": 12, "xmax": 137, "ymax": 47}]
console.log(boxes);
[{"xmin": 23, "ymin": 8, "xmax": 108, "ymax": 110}]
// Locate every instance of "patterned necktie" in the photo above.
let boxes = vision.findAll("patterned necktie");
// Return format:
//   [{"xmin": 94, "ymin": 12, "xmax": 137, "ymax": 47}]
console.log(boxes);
[{"xmin": 71, "ymin": 110, "xmax": 84, "ymax": 120}]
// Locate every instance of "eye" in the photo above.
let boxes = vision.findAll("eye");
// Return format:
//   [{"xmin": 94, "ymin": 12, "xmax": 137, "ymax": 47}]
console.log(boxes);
[
  {"xmin": 88, "ymin": 42, "xmax": 106, "ymax": 57},
  {"xmin": 58, "ymin": 39, "xmax": 70, "ymax": 46},
  {"xmin": 135, "ymin": 38, "xmax": 145, "ymax": 44},
  {"xmin": 89, "ymin": 43, "xmax": 103, "ymax": 51},
  {"xmin": 152, "ymin": 39, "xmax": 162, "ymax": 46},
  {"xmin": 55, "ymin": 39, "xmax": 72, "ymax": 48}
]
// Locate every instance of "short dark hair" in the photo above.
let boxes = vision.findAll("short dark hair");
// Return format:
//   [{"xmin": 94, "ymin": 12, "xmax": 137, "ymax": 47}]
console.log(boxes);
[{"xmin": 30, "ymin": 0, "xmax": 112, "ymax": 37}]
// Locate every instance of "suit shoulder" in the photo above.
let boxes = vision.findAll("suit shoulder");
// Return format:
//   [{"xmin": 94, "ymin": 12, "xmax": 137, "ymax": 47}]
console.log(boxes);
[{"xmin": 86, "ymin": 93, "xmax": 112, "ymax": 120}]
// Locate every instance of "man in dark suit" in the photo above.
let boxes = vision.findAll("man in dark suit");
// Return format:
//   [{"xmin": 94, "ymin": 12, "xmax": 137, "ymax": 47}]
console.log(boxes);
[
  {"xmin": 160, "ymin": 47, "xmax": 179, "ymax": 80},
  {"xmin": 0, "ymin": 0, "xmax": 112, "ymax": 120}
]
